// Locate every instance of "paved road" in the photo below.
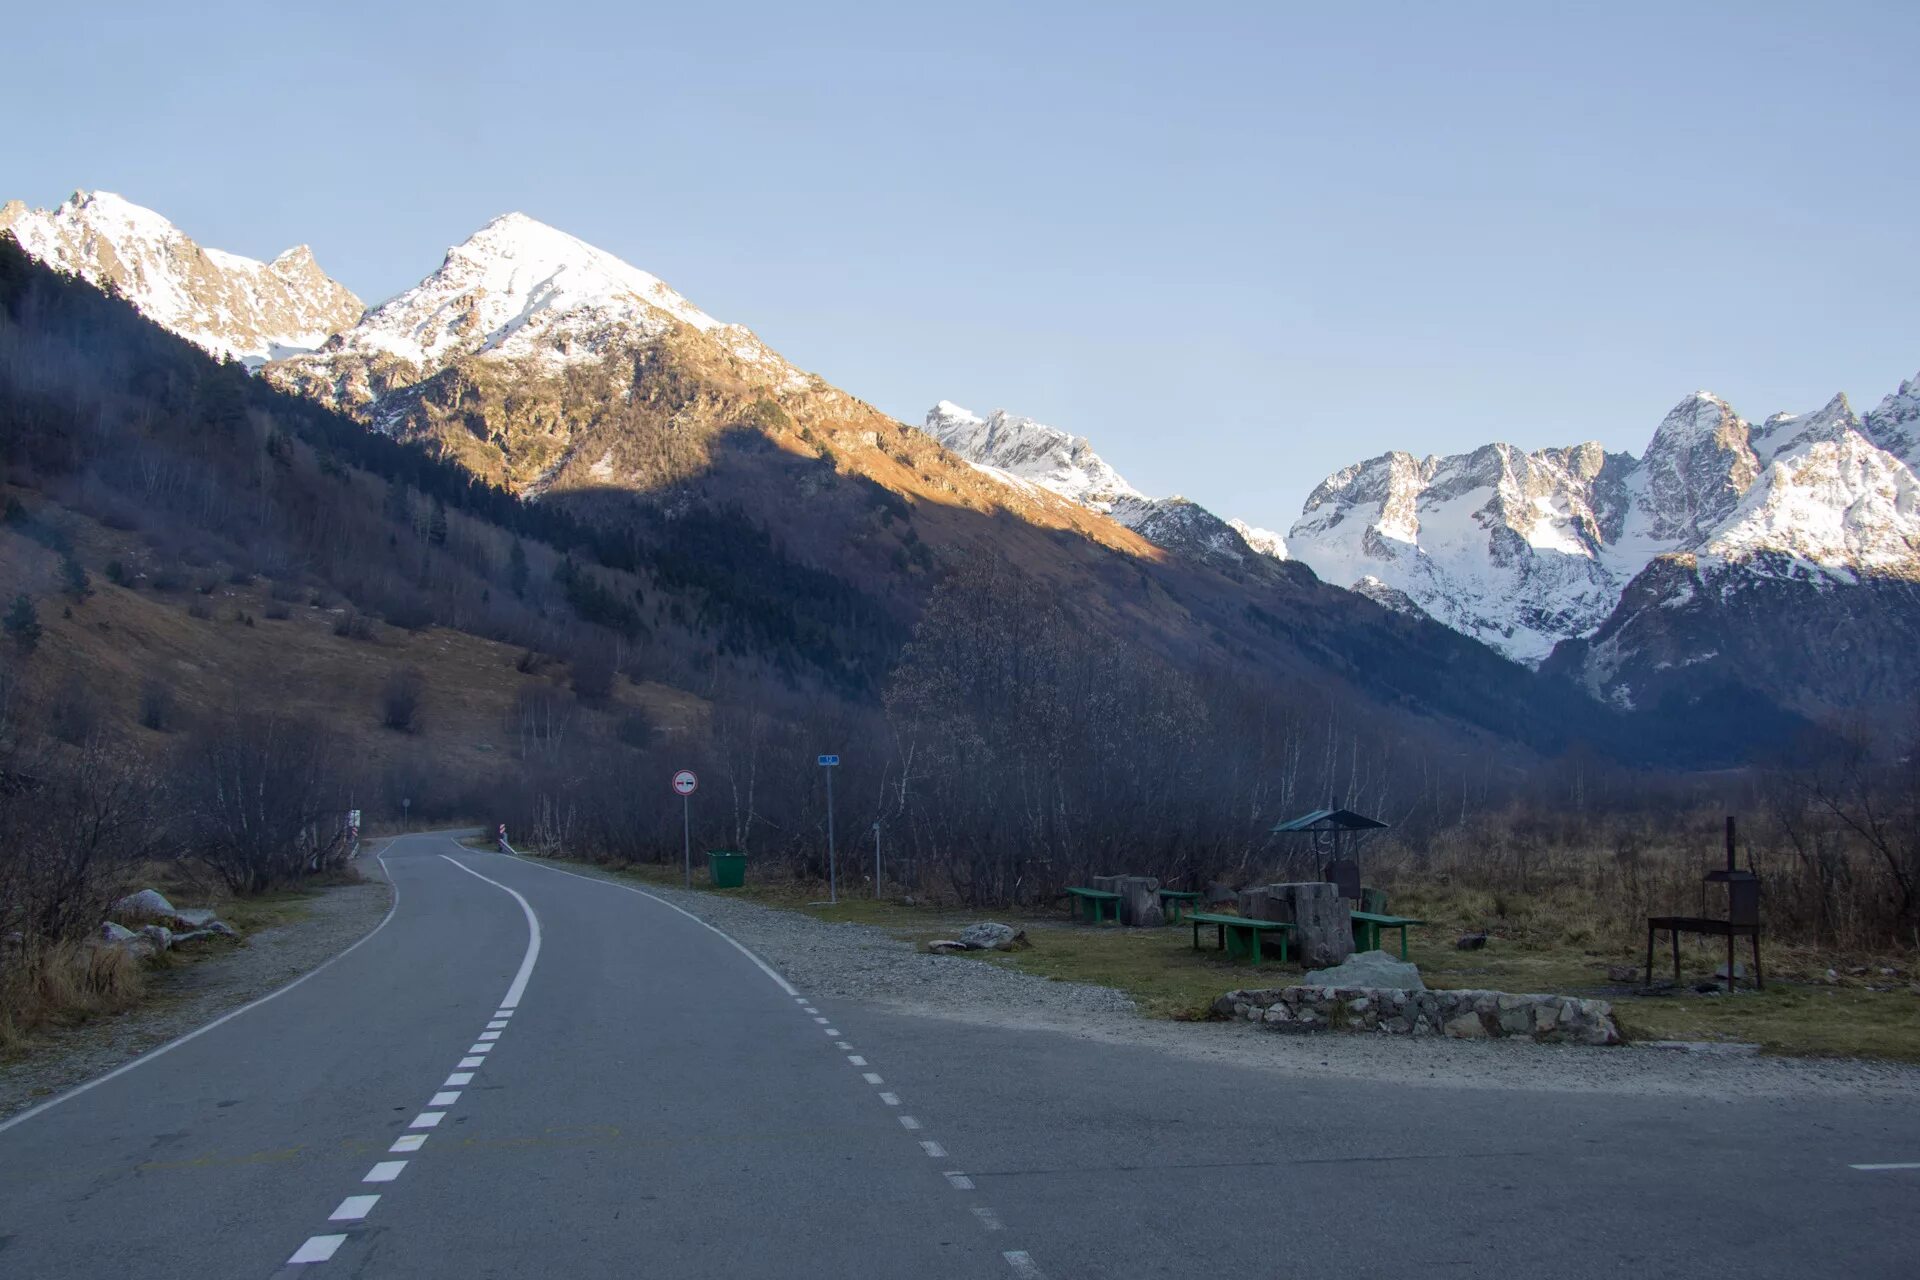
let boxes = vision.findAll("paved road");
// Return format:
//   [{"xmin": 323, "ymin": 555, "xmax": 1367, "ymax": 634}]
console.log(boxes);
[{"xmin": 3, "ymin": 832, "xmax": 1916, "ymax": 1278}]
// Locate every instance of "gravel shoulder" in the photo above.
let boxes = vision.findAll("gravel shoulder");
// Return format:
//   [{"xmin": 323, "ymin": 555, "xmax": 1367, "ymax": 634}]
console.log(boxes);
[
  {"xmin": 0, "ymin": 856, "xmax": 395, "ymax": 1125},
  {"xmin": 541, "ymin": 857, "xmax": 1920, "ymax": 1104}
]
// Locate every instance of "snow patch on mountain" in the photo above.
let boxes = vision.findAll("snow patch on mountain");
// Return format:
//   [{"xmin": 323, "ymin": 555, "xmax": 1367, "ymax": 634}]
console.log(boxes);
[
  {"xmin": 1228, "ymin": 518, "xmax": 1288, "ymax": 560},
  {"xmin": 0, "ymin": 190, "xmax": 363, "ymax": 366}
]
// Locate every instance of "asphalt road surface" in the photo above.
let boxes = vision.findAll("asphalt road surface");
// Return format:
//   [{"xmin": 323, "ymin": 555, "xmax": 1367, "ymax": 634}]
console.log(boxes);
[{"xmin": 3, "ymin": 832, "xmax": 1916, "ymax": 1278}]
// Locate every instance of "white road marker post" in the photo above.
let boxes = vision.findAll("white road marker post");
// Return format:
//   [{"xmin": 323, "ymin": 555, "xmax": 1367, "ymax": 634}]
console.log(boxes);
[
  {"xmin": 818, "ymin": 754, "xmax": 840, "ymax": 904},
  {"xmin": 672, "ymin": 769, "xmax": 698, "ymax": 889}
]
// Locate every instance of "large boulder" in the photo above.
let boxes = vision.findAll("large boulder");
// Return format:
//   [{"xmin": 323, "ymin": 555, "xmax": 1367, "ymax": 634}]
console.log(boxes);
[
  {"xmin": 1304, "ymin": 949, "xmax": 1425, "ymax": 991},
  {"xmin": 99, "ymin": 921, "xmax": 138, "ymax": 943},
  {"xmin": 957, "ymin": 922, "xmax": 1026, "ymax": 951},
  {"xmin": 1248, "ymin": 881, "xmax": 1353, "ymax": 968},
  {"xmin": 112, "ymin": 889, "xmax": 180, "ymax": 924},
  {"xmin": 1091, "ymin": 875, "xmax": 1165, "ymax": 927},
  {"xmin": 139, "ymin": 924, "xmax": 174, "ymax": 951}
]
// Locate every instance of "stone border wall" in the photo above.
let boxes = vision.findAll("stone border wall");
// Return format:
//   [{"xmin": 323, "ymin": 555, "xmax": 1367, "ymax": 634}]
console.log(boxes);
[{"xmin": 1215, "ymin": 986, "xmax": 1620, "ymax": 1045}]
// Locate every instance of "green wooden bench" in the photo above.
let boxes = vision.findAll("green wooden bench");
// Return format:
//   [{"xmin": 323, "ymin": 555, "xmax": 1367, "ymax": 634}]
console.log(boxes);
[
  {"xmin": 1065, "ymin": 886, "xmax": 1122, "ymax": 925},
  {"xmin": 1350, "ymin": 910, "xmax": 1424, "ymax": 960},
  {"xmin": 1157, "ymin": 889, "xmax": 1201, "ymax": 924},
  {"xmin": 1189, "ymin": 912, "xmax": 1293, "ymax": 965}
]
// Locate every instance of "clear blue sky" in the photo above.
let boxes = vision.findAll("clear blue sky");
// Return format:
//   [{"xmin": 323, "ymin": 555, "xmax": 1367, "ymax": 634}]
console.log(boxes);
[{"xmin": 7, "ymin": 1, "xmax": 1917, "ymax": 530}]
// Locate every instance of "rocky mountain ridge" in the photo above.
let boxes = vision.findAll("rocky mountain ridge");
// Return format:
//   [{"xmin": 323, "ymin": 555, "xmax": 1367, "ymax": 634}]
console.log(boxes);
[{"xmin": 0, "ymin": 190, "xmax": 362, "ymax": 366}]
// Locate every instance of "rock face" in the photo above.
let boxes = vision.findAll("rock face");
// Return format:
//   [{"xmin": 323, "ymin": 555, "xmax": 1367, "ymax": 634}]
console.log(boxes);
[
  {"xmin": 1241, "ymin": 882, "xmax": 1353, "ymax": 969},
  {"xmin": 1304, "ymin": 950, "xmax": 1425, "ymax": 991},
  {"xmin": 1287, "ymin": 382, "xmax": 1920, "ymax": 708},
  {"xmin": 0, "ymin": 190, "xmax": 362, "ymax": 366},
  {"xmin": 1216, "ymin": 986, "xmax": 1621, "ymax": 1045},
  {"xmin": 1091, "ymin": 874, "xmax": 1165, "ymax": 928}
]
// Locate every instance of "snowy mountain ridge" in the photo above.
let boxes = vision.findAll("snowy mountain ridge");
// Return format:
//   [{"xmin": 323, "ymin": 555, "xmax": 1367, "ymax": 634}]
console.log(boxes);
[
  {"xmin": 0, "ymin": 190, "xmax": 362, "ymax": 366},
  {"xmin": 274, "ymin": 211, "xmax": 809, "ymax": 411},
  {"xmin": 1288, "ymin": 383, "xmax": 1920, "ymax": 665},
  {"xmin": 921, "ymin": 402, "xmax": 1286, "ymax": 567}
]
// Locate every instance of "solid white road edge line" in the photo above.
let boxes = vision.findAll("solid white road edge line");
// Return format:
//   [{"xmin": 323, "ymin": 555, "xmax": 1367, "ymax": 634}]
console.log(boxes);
[
  {"xmin": 438, "ymin": 853, "xmax": 542, "ymax": 1009},
  {"xmin": 0, "ymin": 853, "xmax": 403, "ymax": 1138},
  {"xmin": 482, "ymin": 845, "xmax": 797, "ymax": 995},
  {"xmin": 1851, "ymin": 1162, "xmax": 1920, "ymax": 1170}
]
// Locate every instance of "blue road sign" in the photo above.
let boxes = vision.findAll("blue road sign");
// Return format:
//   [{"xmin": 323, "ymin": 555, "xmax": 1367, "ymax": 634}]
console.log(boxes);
[{"xmin": 817, "ymin": 754, "xmax": 840, "ymax": 766}]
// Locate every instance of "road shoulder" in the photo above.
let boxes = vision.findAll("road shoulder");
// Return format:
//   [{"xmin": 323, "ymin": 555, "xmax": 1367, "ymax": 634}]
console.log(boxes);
[{"xmin": 0, "ymin": 859, "xmax": 395, "ymax": 1124}]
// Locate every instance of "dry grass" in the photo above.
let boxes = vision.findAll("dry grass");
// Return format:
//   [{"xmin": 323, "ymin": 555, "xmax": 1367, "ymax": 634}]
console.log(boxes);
[{"xmin": 0, "ymin": 940, "xmax": 148, "ymax": 1053}]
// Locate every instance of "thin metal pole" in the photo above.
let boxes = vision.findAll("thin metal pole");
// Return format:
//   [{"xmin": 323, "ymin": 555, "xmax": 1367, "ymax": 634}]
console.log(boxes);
[
  {"xmin": 682, "ymin": 793, "xmax": 691, "ymax": 889},
  {"xmin": 826, "ymin": 765, "xmax": 837, "ymax": 905},
  {"xmin": 873, "ymin": 822, "xmax": 882, "ymax": 899}
]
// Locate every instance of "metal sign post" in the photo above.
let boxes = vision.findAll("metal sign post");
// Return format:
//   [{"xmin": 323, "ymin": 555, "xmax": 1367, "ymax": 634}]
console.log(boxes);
[
  {"xmin": 672, "ymin": 770, "xmax": 698, "ymax": 888},
  {"xmin": 402, "ymin": 798, "xmax": 410, "ymax": 830},
  {"xmin": 818, "ymin": 755, "xmax": 840, "ymax": 904},
  {"xmin": 872, "ymin": 821, "xmax": 882, "ymax": 899}
]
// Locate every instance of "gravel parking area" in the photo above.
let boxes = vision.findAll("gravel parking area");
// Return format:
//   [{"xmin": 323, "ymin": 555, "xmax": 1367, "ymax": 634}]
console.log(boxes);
[
  {"xmin": 0, "ymin": 859, "xmax": 394, "ymax": 1125},
  {"xmin": 574, "ymin": 861, "xmax": 1920, "ymax": 1105}
]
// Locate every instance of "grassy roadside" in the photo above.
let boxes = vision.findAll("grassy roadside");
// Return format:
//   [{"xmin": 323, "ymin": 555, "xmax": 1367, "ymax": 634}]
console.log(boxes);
[{"xmin": 490, "ymin": 846, "xmax": 1920, "ymax": 1061}]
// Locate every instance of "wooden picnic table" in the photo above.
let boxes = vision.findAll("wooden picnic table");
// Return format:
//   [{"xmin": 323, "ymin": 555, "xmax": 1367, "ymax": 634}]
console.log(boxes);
[
  {"xmin": 1350, "ymin": 910, "xmax": 1424, "ymax": 960},
  {"xmin": 1188, "ymin": 912, "xmax": 1293, "ymax": 966},
  {"xmin": 1065, "ymin": 886, "xmax": 1122, "ymax": 925},
  {"xmin": 1156, "ymin": 889, "xmax": 1201, "ymax": 924}
]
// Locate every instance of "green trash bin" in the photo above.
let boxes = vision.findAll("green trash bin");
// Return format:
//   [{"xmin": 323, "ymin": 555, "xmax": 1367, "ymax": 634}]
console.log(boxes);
[{"xmin": 707, "ymin": 850, "xmax": 747, "ymax": 888}]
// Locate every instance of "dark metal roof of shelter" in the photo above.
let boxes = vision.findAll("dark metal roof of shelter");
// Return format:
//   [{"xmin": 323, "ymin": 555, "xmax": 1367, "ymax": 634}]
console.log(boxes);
[{"xmin": 1270, "ymin": 808, "xmax": 1389, "ymax": 834}]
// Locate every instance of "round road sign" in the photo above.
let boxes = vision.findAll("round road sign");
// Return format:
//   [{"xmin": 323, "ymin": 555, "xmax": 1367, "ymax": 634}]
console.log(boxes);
[{"xmin": 672, "ymin": 769, "xmax": 698, "ymax": 796}]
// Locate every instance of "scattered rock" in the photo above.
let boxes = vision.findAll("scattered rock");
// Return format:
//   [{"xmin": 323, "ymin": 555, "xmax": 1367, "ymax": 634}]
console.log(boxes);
[
  {"xmin": 1304, "ymin": 950, "xmax": 1425, "ymax": 992},
  {"xmin": 1714, "ymin": 962, "xmax": 1748, "ymax": 980},
  {"xmin": 99, "ymin": 921, "xmax": 137, "ymax": 943},
  {"xmin": 1606, "ymin": 964, "xmax": 1639, "ymax": 984},
  {"xmin": 112, "ymin": 889, "xmax": 180, "ymax": 924},
  {"xmin": 957, "ymin": 922, "xmax": 1026, "ymax": 952},
  {"xmin": 925, "ymin": 940, "xmax": 968, "ymax": 955},
  {"xmin": 1692, "ymin": 981, "xmax": 1723, "ymax": 995},
  {"xmin": 1847, "ymin": 966, "xmax": 1870, "ymax": 977},
  {"xmin": 139, "ymin": 924, "xmax": 174, "ymax": 951},
  {"xmin": 173, "ymin": 908, "xmax": 221, "ymax": 928},
  {"xmin": 1443, "ymin": 1012, "xmax": 1488, "ymax": 1039},
  {"xmin": 1455, "ymin": 932, "xmax": 1488, "ymax": 951}
]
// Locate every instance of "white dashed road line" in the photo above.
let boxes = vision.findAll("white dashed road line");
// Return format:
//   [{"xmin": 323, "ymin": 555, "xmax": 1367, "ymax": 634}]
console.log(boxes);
[
  {"xmin": 1004, "ymin": 1249, "xmax": 1048, "ymax": 1278},
  {"xmin": 276, "ymin": 844, "xmax": 545, "ymax": 1271},
  {"xmin": 1852, "ymin": 1162, "xmax": 1920, "ymax": 1170}
]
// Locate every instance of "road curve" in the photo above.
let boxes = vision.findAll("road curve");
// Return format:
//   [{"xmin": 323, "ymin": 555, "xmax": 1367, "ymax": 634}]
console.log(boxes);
[{"xmin": 3, "ymin": 832, "xmax": 1917, "ymax": 1278}]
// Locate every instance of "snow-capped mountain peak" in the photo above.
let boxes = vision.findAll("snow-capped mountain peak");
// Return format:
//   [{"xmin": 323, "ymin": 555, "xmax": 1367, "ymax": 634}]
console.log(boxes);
[
  {"xmin": 348, "ymin": 212, "xmax": 724, "ymax": 371},
  {"xmin": 0, "ymin": 189, "xmax": 363, "ymax": 365}
]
